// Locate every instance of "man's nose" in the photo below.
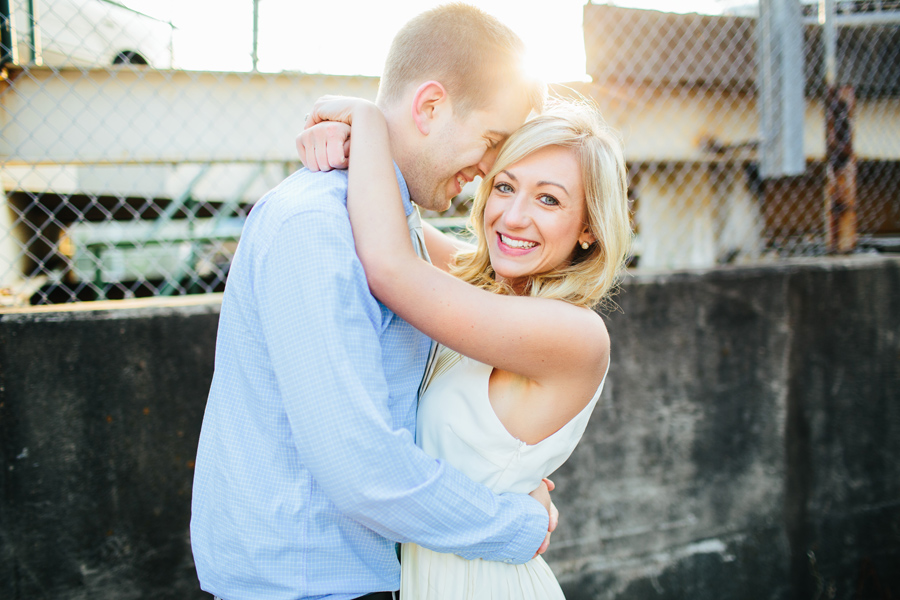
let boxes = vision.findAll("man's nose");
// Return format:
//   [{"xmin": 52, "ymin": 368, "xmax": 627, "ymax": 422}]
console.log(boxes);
[{"xmin": 477, "ymin": 145, "xmax": 501, "ymax": 177}]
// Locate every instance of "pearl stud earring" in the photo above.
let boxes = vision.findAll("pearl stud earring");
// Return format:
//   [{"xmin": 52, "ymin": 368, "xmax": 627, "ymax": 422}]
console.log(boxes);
[{"xmin": 581, "ymin": 241, "xmax": 590, "ymax": 250}]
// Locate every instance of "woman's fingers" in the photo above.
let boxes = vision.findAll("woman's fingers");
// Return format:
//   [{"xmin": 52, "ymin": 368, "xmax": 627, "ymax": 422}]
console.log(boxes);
[
  {"xmin": 296, "ymin": 127, "xmax": 320, "ymax": 171},
  {"xmin": 326, "ymin": 124, "xmax": 350, "ymax": 169},
  {"xmin": 296, "ymin": 122, "xmax": 351, "ymax": 171},
  {"xmin": 298, "ymin": 95, "xmax": 366, "ymax": 171},
  {"xmin": 315, "ymin": 126, "xmax": 331, "ymax": 170}
]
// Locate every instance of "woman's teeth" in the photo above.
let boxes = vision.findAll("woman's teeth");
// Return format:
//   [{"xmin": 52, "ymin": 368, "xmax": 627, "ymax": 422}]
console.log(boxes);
[{"xmin": 500, "ymin": 234, "xmax": 537, "ymax": 249}]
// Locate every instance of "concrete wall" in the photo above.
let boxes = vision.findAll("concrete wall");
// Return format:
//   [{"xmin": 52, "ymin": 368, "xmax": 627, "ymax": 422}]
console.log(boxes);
[
  {"xmin": 553, "ymin": 255, "xmax": 900, "ymax": 600},
  {"xmin": 0, "ymin": 296, "xmax": 220, "ymax": 600},
  {"xmin": 1, "ymin": 256, "xmax": 898, "ymax": 600}
]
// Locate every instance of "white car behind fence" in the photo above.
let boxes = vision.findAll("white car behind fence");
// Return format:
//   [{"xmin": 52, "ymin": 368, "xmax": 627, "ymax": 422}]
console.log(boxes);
[{"xmin": 7, "ymin": 0, "xmax": 173, "ymax": 68}]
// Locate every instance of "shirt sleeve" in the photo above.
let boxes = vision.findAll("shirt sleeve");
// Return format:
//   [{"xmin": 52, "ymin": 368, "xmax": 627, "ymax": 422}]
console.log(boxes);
[{"xmin": 253, "ymin": 207, "xmax": 548, "ymax": 564}]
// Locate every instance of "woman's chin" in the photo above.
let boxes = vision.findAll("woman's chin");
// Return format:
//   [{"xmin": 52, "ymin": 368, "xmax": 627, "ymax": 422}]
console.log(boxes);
[{"xmin": 491, "ymin": 268, "xmax": 527, "ymax": 292}]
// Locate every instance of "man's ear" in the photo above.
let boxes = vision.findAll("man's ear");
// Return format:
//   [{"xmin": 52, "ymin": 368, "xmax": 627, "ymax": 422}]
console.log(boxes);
[{"xmin": 411, "ymin": 81, "xmax": 449, "ymax": 136}]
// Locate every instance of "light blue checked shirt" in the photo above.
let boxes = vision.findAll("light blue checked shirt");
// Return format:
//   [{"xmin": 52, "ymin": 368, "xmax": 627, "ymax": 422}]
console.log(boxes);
[{"xmin": 191, "ymin": 166, "xmax": 548, "ymax": 600}]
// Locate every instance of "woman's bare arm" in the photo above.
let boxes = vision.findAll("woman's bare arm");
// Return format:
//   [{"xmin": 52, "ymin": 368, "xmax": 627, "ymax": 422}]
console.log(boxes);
[{"xmin": 306, "ymin": 97, "xmax": 609, "ymax": 390}]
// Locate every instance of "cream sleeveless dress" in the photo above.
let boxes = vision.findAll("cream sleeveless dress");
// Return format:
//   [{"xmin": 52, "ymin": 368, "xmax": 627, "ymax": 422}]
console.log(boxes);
[{"xmin": 400, "ymin": 346, "xmax": 608, "ymax": 599}]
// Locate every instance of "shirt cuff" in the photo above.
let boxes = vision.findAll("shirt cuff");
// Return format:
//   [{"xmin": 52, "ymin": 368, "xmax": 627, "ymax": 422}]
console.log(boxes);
[{"xmin": 498, "ymin": 494, "xmax": 550, "ymax": 564}]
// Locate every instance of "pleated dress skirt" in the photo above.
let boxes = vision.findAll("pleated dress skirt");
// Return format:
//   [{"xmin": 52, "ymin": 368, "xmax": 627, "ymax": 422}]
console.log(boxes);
[{"xmin": 400, "ymin": 542, "xmax": 566, "ymax": 599}]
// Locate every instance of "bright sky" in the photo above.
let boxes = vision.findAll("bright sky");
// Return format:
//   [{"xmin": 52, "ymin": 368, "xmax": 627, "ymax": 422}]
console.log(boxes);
[{"xmin": 123, "ymin": 0, "xmax": 736, "ymax": 82}]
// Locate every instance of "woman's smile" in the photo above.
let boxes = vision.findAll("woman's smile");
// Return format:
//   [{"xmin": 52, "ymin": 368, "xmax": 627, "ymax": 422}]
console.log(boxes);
[{"xmin": 497, "ymin": 232, "xmax": 539, "ymax": 252}]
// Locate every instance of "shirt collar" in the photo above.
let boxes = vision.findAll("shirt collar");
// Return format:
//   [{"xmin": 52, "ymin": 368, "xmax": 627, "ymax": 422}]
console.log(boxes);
[{"xmin": 394, "ymin": 163, "xmax": 414, "ymax": 218}]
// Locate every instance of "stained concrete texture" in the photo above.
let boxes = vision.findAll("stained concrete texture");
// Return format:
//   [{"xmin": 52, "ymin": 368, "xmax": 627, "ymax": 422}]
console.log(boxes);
[
  {"xmin": 552, "ymin": 255, "xmax": 900, "ymax": 600},
  {"xmin": 0, "ymin": 256, "xmax": 898, "ymax": 600},
  {"xmin": 1, "ymin": 297, "xmax": 219, "ymax": 600}
]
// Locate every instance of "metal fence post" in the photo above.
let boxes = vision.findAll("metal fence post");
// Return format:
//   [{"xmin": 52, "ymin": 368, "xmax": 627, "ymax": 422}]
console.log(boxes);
[
  {"xmin": 1, "ymin": 0, "xmax": 12, "ymax": 66},
  {"xmin": 757, "ymin": 0, "xmax": 806, "ymax": 178},
  {"xmin": 821, "ymin": 0, "xmax": 858, "ymax": 253},
  {"xmin": 252, "ymin": 0, "xmax": 260, "ymax": 72}
]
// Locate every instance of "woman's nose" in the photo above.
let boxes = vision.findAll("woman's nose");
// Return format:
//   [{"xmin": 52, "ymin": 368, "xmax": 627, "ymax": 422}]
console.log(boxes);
[{"xmin": 502, "ymin": 196, "xmax": 530, "ymax": 229}]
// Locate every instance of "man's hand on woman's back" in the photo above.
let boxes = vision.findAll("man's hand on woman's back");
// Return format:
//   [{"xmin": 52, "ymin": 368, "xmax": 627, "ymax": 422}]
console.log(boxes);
[{"xmin": 529, "ymin": 477, "xmax": 559, "ymax": 558}]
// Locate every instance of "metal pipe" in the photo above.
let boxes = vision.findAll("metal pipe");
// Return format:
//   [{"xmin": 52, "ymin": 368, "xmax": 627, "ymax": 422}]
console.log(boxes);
[
  {"xmin": 252, "ymin": 0, "xmax": 259, "ymax": 72},
  {"xmin": 820, "ymin": 0, "xmax": 837, "ymax": 85},
  {"xmin": 803, "ymin": 11, "xmax": 900, "ymax": 27},
  {"xmin": 27, "ymin": 0, "xmax": 41, "ymax": 65},
  {"xmin": 0, "ymin": 158, "xmax": 296, "ymax": 167}
]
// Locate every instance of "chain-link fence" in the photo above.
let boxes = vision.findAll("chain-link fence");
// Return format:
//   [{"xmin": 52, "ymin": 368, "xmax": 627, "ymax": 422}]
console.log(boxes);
[
  {"xmin": 577, "ymin": 0, "xmax": 900, "ymax": 270},
  {"xmin": 2, "ymin": 1, "xmax": 899, "ymax": 305}
]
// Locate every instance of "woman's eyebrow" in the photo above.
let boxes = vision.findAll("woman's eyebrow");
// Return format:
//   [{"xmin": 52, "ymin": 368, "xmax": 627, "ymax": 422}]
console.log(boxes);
[
  {"xmin": 537, "ymin": 180, "xmax": 569, "ymax": 195},
  {"xmin": 500, "ymin": 171, "xmax": 569, "ymax": 195}
]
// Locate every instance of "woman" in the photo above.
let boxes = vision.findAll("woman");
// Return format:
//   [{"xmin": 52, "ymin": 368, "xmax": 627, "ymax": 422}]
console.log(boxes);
[{"xmin": 300, "ymin": 97, "xmax": 632, "ymax": 598}]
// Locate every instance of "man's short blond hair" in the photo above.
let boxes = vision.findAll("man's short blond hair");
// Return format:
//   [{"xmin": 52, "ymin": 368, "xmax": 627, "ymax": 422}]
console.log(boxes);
[{"xmin": 378, "ymin": 3, "xmax": 544, "ymax": 116}]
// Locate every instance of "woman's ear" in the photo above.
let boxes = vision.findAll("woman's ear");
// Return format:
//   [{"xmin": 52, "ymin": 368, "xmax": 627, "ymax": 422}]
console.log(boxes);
[
  {"xmin": 579, "ymin": 226, "xmax": 597, "ymax": 248},
  {"xmin": 411, "ymin": 81, "xmax": 449, "ymax": 136}
]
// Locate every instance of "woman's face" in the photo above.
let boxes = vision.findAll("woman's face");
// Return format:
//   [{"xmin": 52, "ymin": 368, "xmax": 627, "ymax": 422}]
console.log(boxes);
[{"xmin": 483, "ymin": 145, "xmax": 595, "ymax": 294}]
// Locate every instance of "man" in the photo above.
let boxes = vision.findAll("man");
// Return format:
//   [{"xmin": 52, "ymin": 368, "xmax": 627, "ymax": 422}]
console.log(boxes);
[{"xmin": 190, "ymin": 5, "xmax": 550, "ymax": 599}]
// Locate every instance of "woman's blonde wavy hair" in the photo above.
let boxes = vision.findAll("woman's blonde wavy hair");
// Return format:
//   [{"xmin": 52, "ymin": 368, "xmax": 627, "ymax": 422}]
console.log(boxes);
[{"xmin": 450, "ymin": 99, "xmax": 633, "ymax": 310}]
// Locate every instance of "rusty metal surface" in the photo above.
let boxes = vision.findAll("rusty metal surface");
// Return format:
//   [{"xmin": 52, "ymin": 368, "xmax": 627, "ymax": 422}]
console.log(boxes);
[{"xmin": 825, "ymin": 85, "xmax": 859, "ymax": 253}]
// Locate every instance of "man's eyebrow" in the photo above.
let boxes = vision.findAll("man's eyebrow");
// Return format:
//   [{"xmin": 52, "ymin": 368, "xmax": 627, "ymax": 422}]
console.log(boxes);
[{"xmin": 487, "ymin": 129, "xmax": 512, "ymax": 140}]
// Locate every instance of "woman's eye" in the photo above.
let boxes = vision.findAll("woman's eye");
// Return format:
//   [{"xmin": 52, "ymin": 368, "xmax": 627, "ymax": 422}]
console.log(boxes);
[
  {"xmin": 494, "ymin": 182, "xmax": 513, "ymax": 193},
  {"xmin": 539, "ymin": 194, "xmax": 559, "ymax": 206}
]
